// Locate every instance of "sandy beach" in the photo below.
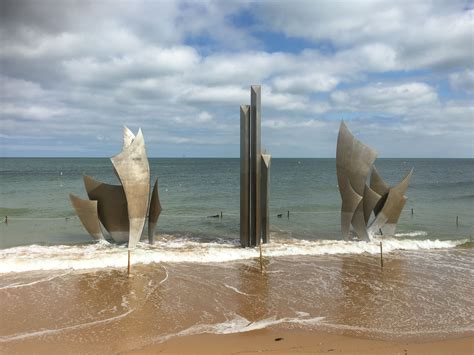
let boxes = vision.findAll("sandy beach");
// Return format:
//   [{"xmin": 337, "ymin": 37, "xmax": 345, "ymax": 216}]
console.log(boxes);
[
  {"xmin": 1, "ymin": 248, "xmax": 472, "ymax": 354},
  {"xmin": 126, "ymin": 330, "xmax": 473, "ymax": 355}
]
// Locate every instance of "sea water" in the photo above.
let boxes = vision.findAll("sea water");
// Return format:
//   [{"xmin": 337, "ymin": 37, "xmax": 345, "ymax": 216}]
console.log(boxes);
[
  {"xmin": 0, "ymin": 158, "xmax": 473, "ymax": 351},
  {"xmin": 1, "ymin": 158, "xmax": 472, "ymax": 247}
]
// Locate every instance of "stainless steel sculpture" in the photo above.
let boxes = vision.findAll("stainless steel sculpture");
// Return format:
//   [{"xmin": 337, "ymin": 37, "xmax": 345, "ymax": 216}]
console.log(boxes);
[
  {"xmin": 336, "ymin": 121, "xmax": 377, "ymax": 241},
  {"xmin": 111, "ymin": 129, "xmax": 150, "ymax": 250},
  {"xmin": 83, "ymin": 175, "xmax": 129, "ymax": 242},
  {"xmin": 69, "ymin": 194, "xmax": 104, "ymax": 240},
  {"xmin": 70, "ymin": 127, "xmax": 161, "ymax": 248},
  {"xmin": 240, "ymin": 85, "xmax": 271, "ymax": 247},
  {"xmin": 367, "ymin": 168, "xmax": 413, "ymax": 236},
  {"xmin": 148, "ymin": 178, "xmax": 162, "ymax": 244},
  {"xmin": 336, "ymin": 121, "xmax": 413, "ymax": 239},
  {"xmin": 261, "ymin": 154, "xmax": 271, "ymax": 244}
]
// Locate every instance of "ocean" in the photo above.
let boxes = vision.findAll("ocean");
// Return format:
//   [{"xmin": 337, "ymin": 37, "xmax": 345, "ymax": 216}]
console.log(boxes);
[{"xmin": 0, "ymin": 158, "xmax": 473, "ymax": 352}]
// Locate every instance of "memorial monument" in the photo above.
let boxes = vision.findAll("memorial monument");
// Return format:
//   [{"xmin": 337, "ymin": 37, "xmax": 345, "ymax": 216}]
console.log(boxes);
[
  {"xmin": 69, "ymin": 127, "xmax": 162, "ymax": 248},
  {"xmin": 240, "ymin": 85, "xmax": 271, "ymax": 247},
  {"xmin": 336, "ymin": 121, "xmax": 413, "ymax": 240}
]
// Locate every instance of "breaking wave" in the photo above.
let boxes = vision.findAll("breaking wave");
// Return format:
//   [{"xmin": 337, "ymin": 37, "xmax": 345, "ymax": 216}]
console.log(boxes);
[
  {"xmin": 0, "ymin": 235, "xmax": 466, "ymax": 273},
  {"xmin": 395, "ymin": 231, "xmax": 428, "ymax": 237}
]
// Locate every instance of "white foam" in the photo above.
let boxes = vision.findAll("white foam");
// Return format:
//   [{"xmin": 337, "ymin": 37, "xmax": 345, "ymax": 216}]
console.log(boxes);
[
  {"xmin": 153, "ymin": 313, "xmax": 325, "ymax": 344},
  {"xmin": 0, "ymin": 308, "xmax": 134, "ymax": 343},
  {"xmin": 223, "ymin": 284, "xmax": 253, "ymax": 296},
  {"xmin": 0, "ymin": 237, "xmax": 466, "ymax": 273},
  {"xmin": 395, "ymin": 231, "xmax": 428, "ymax": 237},
  {"xmin": 0, "ymin": 270, "xmax": 72, "ymax": 290}
]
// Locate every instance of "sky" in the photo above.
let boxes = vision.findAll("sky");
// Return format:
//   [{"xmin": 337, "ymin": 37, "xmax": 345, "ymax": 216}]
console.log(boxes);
[{"xmin": 1, "ymin": 0, "xmax": 473, "ymax": 158}]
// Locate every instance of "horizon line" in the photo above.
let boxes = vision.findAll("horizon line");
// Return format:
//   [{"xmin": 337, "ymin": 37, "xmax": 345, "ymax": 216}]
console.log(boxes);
[{"xmin": 1, "ymin": 156, "xmax": 473, "ymax": 159}]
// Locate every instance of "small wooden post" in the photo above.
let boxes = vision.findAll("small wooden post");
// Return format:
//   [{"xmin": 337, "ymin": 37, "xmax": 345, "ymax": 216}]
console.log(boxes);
[
  {"xmin": 127, "ymin": 250, "xmax": 131, "ymax": 276},
  {"xmin": 259, "ymin": 239, "xmax": 263, "ymax": 272},
  {"xmin": 380, "ymin": 241, "xmax": 384, "ymax": 268},
  {"xmin": 456, "ymin": 216, "xmax": 459, "ymax": 227}
]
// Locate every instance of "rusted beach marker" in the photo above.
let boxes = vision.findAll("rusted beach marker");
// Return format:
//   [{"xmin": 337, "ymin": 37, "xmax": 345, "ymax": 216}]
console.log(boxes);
[
  {"xmin": 127, "ymin": 250, "xmax": 131, "ymax": 276},
  {"xmin": 380, "ymin": 241, "xmax": 384, "ymax": 268}
]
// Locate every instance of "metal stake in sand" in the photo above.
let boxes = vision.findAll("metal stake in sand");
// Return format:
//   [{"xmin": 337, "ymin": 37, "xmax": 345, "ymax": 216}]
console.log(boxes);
[
  {"xmin": 127, "ymin": 250, "xmax": 131, "ymax": 276},
  {"xmin": 379, "ymin": 241, "xmax": 384, "ymax": 268}
]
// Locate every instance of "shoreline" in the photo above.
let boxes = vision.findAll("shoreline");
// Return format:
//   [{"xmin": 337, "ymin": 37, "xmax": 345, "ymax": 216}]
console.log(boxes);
[
  {"xmin": 1, "ymin": 250, "xmax": 472, "ymax": 354},
  {"xmin": 125, "ymin": 329, "xmax": 473, "ymax": 354}
]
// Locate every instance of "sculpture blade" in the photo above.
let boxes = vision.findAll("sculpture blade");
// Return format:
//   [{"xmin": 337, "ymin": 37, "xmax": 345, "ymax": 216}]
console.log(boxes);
[
  {"xmin": 351, "ymin": 201, "xmax": 370, "ymax": 241},
  {"xmin": 69, "ymin": 194, "xmax": 104, "ymax": 240},
  {"xmin": 336, "ymin": 121, "xmax": 376, "ymax": 237},
  {"xmin": 340, "ymin": 179, "xmax": 363, "ymax": 237},
  {"xmin": 370, "ymin": 166, "xmax": 390, "ymax": 196},
  {"xmin": 83, "ymin": 175, "xmax": 129, "ymax": 242},
  {"xmin": 368, "ymin": 168, "xmax": 413, "ymax": 236},
  {"xmin": 111, "ymin": 128, "xmax": 150, "ymax": 250},
  {"xmin": 123, "ymin": 126, "xmax": 135, "ymax": 150},
  {"xmin": 148, "ymin": 177, "xmax": 162, "ymax": 244},
  {"xmin": 363, "ymin": 184, "xmax": 381, "ymax": 224}
]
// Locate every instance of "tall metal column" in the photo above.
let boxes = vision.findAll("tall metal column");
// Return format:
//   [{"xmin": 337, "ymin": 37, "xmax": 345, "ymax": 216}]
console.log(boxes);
[
  {"xmin": 240, "ymin": 85, "xmax": 270, "ymax": 247},
  {"xmin": 240, "ymin": 105, "xmax": 250, "ymax": 247},
  {"xmin": 250, "ymin": 85, "xmax": 261, "ymax": 246},
  {"xmin": 261, "ymin": 154, "xmax": 271, "ymax": 243}
]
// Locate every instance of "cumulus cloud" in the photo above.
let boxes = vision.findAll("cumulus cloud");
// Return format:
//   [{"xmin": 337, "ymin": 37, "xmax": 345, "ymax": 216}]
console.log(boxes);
[
  {"xmin": 331, "ymin": 82, "xmax": 438, "ymax": 114},
  {"xmin": 449, "ymin": 70, "xmax": 474, "ymax": 94},
  {"xmin": 255, "ymin": 1, "xmax": 473, "ymax": 70},
  {"xmin": 0, "ymin": 0, "xmax": 472, "ymax": 157}
]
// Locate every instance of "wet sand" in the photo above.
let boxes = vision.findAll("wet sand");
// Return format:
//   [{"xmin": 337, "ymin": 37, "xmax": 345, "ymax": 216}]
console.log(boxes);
[
  {"xmin": 127, "ymin": 330, "xmax": 473, "ymax": 354},
  {"xmin": 1, "ymin": 248, "xmax": 472, "ymax": 354}
]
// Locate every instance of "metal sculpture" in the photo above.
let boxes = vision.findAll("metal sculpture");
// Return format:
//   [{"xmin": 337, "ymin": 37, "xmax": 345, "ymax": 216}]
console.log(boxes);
[
  {"xmin": 148, "ymin": 178, "xmax": 162, "ymax": 244},
  {"xmin": 368, "ymin": 168, "xmax": 413, "ymax": 236},
  {"xmin": 111, "ymin": 129, "xmax": 150, "ymax": 250},
  {"xmin": 68, "ymin": 194, "xmax": 104, "ymax": 240},
  {"xmin": 336, "ymin": 121, "xmax": 413, "ymax": 239},
  {"xmin": 83, "ymin": 175, "xmax": 129, "ymax": 242},
  {"xmin": 336, "ymin": 121, "xmax": 377, "ymax": 241},
  {"xmin": 240, "ymin": 85, "xmax": 271, "ymax": 247},
  {"xmin": 70, "ymin": 127, "xmax": 161, "ymax": 248}
]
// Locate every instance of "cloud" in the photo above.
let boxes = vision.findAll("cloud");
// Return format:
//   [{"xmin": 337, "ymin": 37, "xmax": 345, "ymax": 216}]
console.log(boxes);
[
  {"xmin": 0, "ymin": 0, "xmax": 472, "ymax": 157},
  {"xmin": 331, "ymin": 82, "xmax": 438, "ymax": 114},
  {"xmin": 449, "ymin": 70, "xmax": 474, "ymax": 94},
  {"xmin": 63, "ymin": 46, "xmax": 200, "ymax": 84},
  {"xmin": 255, "ymin": 1, "xmax": 473, "ymax": 70},
  {"xmin": 272, "ymin": 73, "xmax": 339, "ymax": 93}
]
